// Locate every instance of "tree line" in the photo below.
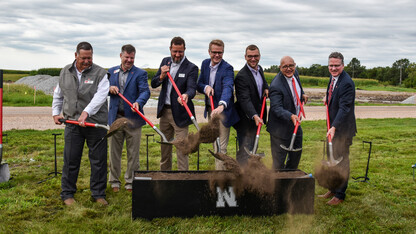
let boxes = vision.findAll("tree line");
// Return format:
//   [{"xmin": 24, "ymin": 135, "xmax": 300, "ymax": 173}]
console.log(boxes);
[{"xmin": 264, "ymin": 58, "xmax": 416, "ymax": 88}]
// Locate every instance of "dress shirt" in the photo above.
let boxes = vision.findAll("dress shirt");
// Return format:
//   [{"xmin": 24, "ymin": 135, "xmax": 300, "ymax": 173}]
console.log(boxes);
[
  {"xmin": 165, "ymin": 56, "xmax": 185, "ymax": 105},
  {"xmin": 285, "ymin": 76, "xmax": 301, "ymax": 115},
  {"xmin": 247, "ymin": 65, "xmax": 263, "ymax": 99}
]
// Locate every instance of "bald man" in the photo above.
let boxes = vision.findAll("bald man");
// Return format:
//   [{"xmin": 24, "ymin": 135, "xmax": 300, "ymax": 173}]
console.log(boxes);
[{"xmin": 266, "ymin": 56, "xmax": 308, "ymax": 170}]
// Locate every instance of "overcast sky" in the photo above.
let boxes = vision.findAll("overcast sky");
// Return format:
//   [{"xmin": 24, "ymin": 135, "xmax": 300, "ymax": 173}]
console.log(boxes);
[{"xmin": 1, "ymin": 0, "xmax": 415, "ymax": 71}]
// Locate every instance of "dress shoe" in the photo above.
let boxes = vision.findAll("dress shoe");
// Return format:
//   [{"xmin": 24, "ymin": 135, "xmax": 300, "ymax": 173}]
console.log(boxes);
[
  {"xmin": 126, "ymin": 188, "xmax": 132, "ymax": 192},
  {"xmin": 96, "ymin": 198, "xmax": 108, "ymax": 206},
  {"xmin": 318, "ymin": 191, "xmax": 335, "ymax": 199},
  {"xmin": 63, "ymin": 198, "xmax": 75, "ymax": 206},
  {"xmin": 112, "ymin": 187, "xmax": 120, "ymax": 192},
  {"xmin": 327, "ymin": 197, "xmax": 343, "ymax": 206}
]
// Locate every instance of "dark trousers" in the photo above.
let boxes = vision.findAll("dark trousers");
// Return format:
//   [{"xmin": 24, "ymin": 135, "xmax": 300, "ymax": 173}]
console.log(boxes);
[
  {"xmin": 329, "ymin": 136, "xmax": 352, "ymax": 200},
  {"xmin": 60, "ymin": 124, "xmax": 108, "ymax": 200},
  {"xmin": 270, "ymin": 134, "xmax": 302, "ymax": 170},
  {"xmin": 235, "ymin": 124, "xmax": 257, "ymax": 166}
]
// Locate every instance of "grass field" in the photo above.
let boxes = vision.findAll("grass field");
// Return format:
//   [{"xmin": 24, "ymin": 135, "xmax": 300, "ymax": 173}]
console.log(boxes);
[{"xmin": 1, "ymin": 118, "xmax": 415, "ymax": 233}]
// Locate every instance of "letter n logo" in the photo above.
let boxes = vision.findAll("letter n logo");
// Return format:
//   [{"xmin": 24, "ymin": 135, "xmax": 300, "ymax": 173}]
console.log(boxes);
[{"xmin": 216, "ymin": 186, "xmax": 238, "ymax": 207}]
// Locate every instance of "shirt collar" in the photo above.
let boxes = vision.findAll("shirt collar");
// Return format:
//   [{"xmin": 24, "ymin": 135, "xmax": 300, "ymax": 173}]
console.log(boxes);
[
  {"xmin": 209, "ymin": 60, "xmax": 221, "ymax": 70},
  {"xmin": 247, "ymin": 64, "xmax": 259, "ymax": 74}
]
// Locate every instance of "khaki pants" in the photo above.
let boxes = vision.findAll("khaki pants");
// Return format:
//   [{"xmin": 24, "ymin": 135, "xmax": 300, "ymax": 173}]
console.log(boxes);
[
  {"xmin": 108, "ymin": 123, "xmax": 142, "ymax": 190},
  {"xmin": 159, "ymin": 108, "xmax": 189, "ymax": 170},
  {"xmin": 209, "ymin": 113, "xmax": 230, "ymax": 170}
]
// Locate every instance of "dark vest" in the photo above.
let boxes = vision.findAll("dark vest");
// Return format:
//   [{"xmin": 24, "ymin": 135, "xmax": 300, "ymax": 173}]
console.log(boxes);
[{"xmin": 59, "ymin": 61, "xmax": 108, "ymax": 124}]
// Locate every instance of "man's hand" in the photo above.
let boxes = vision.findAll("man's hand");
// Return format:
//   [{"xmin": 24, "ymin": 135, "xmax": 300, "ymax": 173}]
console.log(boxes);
[
  {"xmin": 159, "ymin": 65, "xmax": 170, "ymax": 81},
  {"xmin": 290, "ymin": 114, "xmax": 301, "ymax": 126},
  {"xmin": 211, "ymin": 105, "xmax": 224, "ymax": 116},
  {"xmin": 302, "ymin": 94, "xmax": 309, "ymax": 104},
  {"xmin": 322, "ymin": 95, "xmax": 327, "ymax": 104},
  {"xmin": 177, "ymin": 94, "xmax": 188, "ymax": 106},
  {"xmin": 53, "ymin": 115, "xmax": 63, "ymax": 125},
  {"xmin": 263, "ymin": 89, "xmax": 269, "ymax": 98},
  {"xmin": 109, "ymin": 86, "xmax": 119, "ymax": 95},
  {"xmin": 253, "ymin": 115, "xmax": 264, "ymax": 126},
  {"xmin": 327, "ymin": 126, "xmax": 336, "ymax": 139},
  {"xmin": 205, "ymin": 86, "xmax": 214, "ymax": 97},
  {"xmin": 78, "ymin": 111, "xmax": 89, "ymax": 127},
  {"xmin": 132, "ymin": 102, "xmax": 139, "ymax": 112}
]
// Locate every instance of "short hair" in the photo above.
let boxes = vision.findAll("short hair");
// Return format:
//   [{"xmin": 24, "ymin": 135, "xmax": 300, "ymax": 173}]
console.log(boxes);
[
  {"xmin": 170, "ymin": 36, "xmax": 185, "ymax": 48},
  {"xmin": 121, "ymin": 44, "xmax": 136, "ymax": 54},
  {"xmin": 329, "ymin": 52, "xmax": 344, "ymax": 64},
  {"xmin": 76, "ymin": 42, "xmax": 93, "ymax": 54},
  {"xmin": 209, "ymin": 39, "xmax": 224, "ymax": 51},
  {"xmin": 245, "ymin": 44, "xmax": 260, "ymax": 55}
]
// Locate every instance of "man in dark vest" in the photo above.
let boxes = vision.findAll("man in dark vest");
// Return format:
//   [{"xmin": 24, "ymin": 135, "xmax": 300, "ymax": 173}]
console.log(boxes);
[{"xmin": 52, "ymin": 41, "xmax": 110, "ymax": 206}]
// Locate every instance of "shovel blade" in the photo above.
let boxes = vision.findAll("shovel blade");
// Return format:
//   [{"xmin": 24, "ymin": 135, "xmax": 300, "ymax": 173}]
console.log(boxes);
[
  {"xmin": 280, "ymin": 144, "xmax": 302, "ymax": 152},
  {"xmin": 321, "ymin": 156, "xmax": 343, "ymax": 167},
  {"xmin": 0, "ymin": 163, "xmax": 10, "ymax": 183},
  {"xmin": 243, "ymin": 146, "xmax": 265, "ymax": 158}
]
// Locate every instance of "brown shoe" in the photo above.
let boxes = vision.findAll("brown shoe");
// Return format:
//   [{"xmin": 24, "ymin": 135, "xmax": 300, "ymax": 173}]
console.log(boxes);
[
  {"xmin": 126, "ymin": 189, "xmax": 132, "ymax": 192},
  {"xmin": 96, "ymin": 198, "xmax": 108, "ymax": 206},
  {"xmin": 327, "ymin": 197, "xmax": 343, "ymax": 206},
  {"xmin": 112, "ymin": 187, "xmax": 120, "ymax": 192},
  {"xmin": 63, "ymin": 198, "xmax": 76, "ymax": 206},
  {"xmin": 318, "ymin": 191, "xmax": 335, "ymax": 199}
]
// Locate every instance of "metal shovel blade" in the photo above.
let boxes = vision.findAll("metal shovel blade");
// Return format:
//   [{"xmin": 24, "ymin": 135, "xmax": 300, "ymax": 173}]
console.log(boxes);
[
  {"xmin": 280, "ymin": 144, "xmax": 302, "ymax": 152},
  {"xmin": 322, "ymin": 142, "xmax": 342, "ymax": 167},
  {"xmin": 0, "ymin": 163, "xmax": 10, "ymax": 183},
  {"xmin": 243, "ymin": 146, "xmax": 265, "ymax": 158}
]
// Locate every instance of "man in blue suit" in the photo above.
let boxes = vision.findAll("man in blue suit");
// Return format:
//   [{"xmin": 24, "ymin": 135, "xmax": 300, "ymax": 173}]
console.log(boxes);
[
  {"xmin": 108, "ymin": 44, "xmax": 150, "ymax": 192},
  {"xmin": 267, "ymin": 56, "xmax": 307, "ymax": 170},
  {"xmin": 151, "ymin": 37, "xmax": 198, "ymax": 171},
  {"xmin": 197, "ymin": 39, "xmax": 239, "ymax": 170},
  {"xmin": 319, "ymin": 52, "xmax": 356, "ymax": 206}
]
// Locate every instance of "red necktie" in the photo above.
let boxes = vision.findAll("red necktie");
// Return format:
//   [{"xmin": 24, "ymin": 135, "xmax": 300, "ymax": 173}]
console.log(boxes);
[
  {"xmin": 291, "ymin": 78, "xmax": 301, "ymax": 111},
  {"xmin": 328, "ymin": 78, "xmax": 335, "ymax": 102}
]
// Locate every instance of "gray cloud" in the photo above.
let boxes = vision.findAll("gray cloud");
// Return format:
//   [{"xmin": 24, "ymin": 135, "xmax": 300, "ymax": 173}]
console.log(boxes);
[{"xmin": 1, "ymin": 0, "xmax": 415, "ymax": 70}]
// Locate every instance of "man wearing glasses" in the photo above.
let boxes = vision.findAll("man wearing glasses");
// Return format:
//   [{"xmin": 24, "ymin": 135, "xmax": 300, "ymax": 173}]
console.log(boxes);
[
  {"xmin": 234, "ymin": 45, "xmax": 269, "ymax": 165},
  {"xmin": 196, "ymin": 39, "xmax": 239, "ymax": 169},
  {"xmin": 318, "ymin": 52, "xmax": 356, "ymax": 206},
  {"xmin": 267, "ymin": 56, "xmax": 307, "ymax": 170},
  {"xmin": 151, "ymin": 36, "xmax": 198, "ymax": 171}
]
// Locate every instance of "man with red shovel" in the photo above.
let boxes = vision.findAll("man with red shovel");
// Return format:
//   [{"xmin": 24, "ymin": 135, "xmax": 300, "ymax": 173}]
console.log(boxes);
[
  {"xmin": 52, "ymin": 42, "xmax": 110, "ymax": 206},
  {"xmin": 151, "ymin": 37, "xmax": 198, "ymax": 171},
  {"xmin": 318, "ymin": 52, "xmax": 356, "ymax": 206},
  {"xmin": 267, "ymin": 56, "xmax": 308, "ymax": 170},
  {"xmin": 196, "ymin": 39, "xmax": 239, "ymax": 170},
  {"xmin": 108, "ymin": 44, "xmax": 150, "ymax": 192}
]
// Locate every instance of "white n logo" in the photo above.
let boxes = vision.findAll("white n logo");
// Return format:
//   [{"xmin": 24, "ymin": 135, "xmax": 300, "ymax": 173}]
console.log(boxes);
[{"xmin": 216, "ymin": 186, "xmax": 238, "ymax": 207}]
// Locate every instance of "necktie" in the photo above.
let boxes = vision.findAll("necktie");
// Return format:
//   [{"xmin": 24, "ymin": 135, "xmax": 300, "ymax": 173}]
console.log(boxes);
[
  {"xmin": 328, "ymin": 78, "xmax": 335, "ymax": 102},
  {"xmin": 291, "ymin": 78, "xmax": 301, "ymax": 114}
]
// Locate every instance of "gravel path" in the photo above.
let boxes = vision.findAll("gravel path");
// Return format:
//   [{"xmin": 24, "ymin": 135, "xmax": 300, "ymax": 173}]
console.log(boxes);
[{"xmin": 3, "ymin": 105, "xmax": 416, "ymax": 131}]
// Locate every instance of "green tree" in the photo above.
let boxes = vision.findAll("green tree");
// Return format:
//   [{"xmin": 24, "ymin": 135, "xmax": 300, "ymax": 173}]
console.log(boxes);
[
  {"xmin": 345, "ymin": 57, "xmax": 366, "ymax": 78},
  {"xmin": 404, "ymin": 62, "xmax": 416, "ymax": 88},
  {"xmin": 392, "ymin": 58, "xmax": 410, "ymax": 85}
]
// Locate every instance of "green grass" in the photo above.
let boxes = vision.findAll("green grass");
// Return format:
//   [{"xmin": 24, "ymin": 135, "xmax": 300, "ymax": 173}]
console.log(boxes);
[
  {"xmin": 3, "ymin": 74, "xmax": 29, "ymax": 82},
  {"xmin": 2, "ymin": 84, "xmax": 53, "ymax": 106},
  {"xmin": 1, "ymin": 118, "xmax": 415, "ymax": 232}
]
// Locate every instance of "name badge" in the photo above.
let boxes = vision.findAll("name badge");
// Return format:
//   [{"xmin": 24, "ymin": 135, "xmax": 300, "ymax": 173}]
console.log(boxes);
[
  {"xmin": 84, "ymin": 79, "xmax": 94, "ymax": 84},
  {"xmin": 178, "ymin": 73, "xmax": 185, "ymax": 78},
  {"xmin": 114, "ymin": 69, "xmax": 120, "ymax": 74}
]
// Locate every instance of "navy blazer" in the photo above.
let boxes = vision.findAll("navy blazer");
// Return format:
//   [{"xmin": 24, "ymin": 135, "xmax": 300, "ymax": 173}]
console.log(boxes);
[
  {"xmin": 326, "ymin": 70, "xmax": 357, "ymax": 139},
  {"xmin": 108, "ymin": 65, "xmax": 150, "ymax": 127},
  {"xmin": 151, "ymin": 57, "xmax": 198, "ymax": 128},
  {"xmin": 266, "ymin": 71, "xmax": 305, "ymax": 140},
  {"xmin": 234, "ymin": 64, "xmax": 269, "ymax": 129},
  {"xmin": 196, "ymin": 59, "xmax": 239, "ymax": 128}
]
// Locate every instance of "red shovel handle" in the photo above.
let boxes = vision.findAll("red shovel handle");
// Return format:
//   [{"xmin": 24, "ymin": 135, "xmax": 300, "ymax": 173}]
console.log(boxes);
[
  {"xmin": 166, "ymin": 72, "xmax": 194, "ymax": 119},
  {"xmin": 117, "ymin": 92, "xmax": 155, "ymax": 128},
  {"xmin": 325, "ymin": 103, "xmax": 332, "ymax": 143},
  {"xmin": 59, "ymin": 119, "xmax": 97, "ymax": 128},
  {"xmin": 256, "ymin": 96, "xmax": 267, "ymax": 135},
  {"xmin": 209, "ymin": 95, "xmax": 215, "ymax": 111}
]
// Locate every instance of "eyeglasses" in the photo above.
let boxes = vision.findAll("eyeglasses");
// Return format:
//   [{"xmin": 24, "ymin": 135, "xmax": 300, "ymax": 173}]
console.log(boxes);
[
  {"xmin": 328, "ymin": 64, "xmax": 342, "ymax": 68},
  {"xmin": 281, "ymin": 64, "xmax": 295, "ymax": 70},
  {"xmin": 210, "ymin": 51, "xmax": 223, "ymax": 55},
  {"xmin": 246, "ymin": 55, "xmax": 260, "ymax": 59}
]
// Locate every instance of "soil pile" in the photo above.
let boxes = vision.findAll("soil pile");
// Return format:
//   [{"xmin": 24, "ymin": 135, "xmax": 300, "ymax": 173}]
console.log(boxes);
[
  {"xmin": 314, "ymin": 162, "xmax": 348, "ymax": 191},
  {"xmin": 172, "ymin": 115, "xmax": 221, "ymax": 155},
  {"xmin": 107, "ymin": 117, "xmax": 131, "ymax": 137}
]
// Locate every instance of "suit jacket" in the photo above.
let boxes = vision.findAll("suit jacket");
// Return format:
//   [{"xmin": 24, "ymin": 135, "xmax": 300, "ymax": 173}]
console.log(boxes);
[
  {"xmin": 234, "ymin": 64, "xmax": 269, "ymax": 130},
  {"xmin": 266, "ymin": 71, "xmax": 305, "ymax": 140},
  {"xmin": 151, "ymin": 57, "xmax": 198, "ymax": 128},
  {"xmin": 196, "ymin": 59, "xmax": 239, "ymax": 128},
  {"xmin": 108, "ymin": 65, "xmax": 150, "ymax": 127},
  {"xmin": 326, "ymin": 70, "xmax": 357, "ymax": 139}
]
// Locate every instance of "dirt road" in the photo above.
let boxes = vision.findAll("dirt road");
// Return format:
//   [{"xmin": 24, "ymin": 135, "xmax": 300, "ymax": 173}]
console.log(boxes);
[{"xmin": 3, "ymin": 105, "xmax": 415, "ymax": 131}]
